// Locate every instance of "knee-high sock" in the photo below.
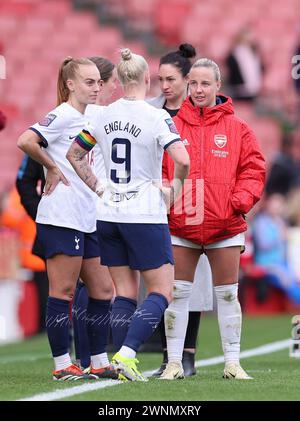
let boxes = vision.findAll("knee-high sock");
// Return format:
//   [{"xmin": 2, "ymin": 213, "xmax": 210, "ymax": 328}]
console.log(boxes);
[
  {"xmin": 123, "ymin": 293, "xmax": 168, "ymax": 352},
  {"xmin": 165, "ymin": 280, "xmax": 192, "ymax": 363},
  {"xmin": 72, "ymin": 281, "xmax": 90, "ymax": 368},
  {"xmin": 46, "ymin": 296, "xmax": 71, "ymax": 362},
  {"xmin": 111, "ymin": 296, "xmax": 137, "ymax": 351},
  {"xmin": 214, "ymin": 283, "xmax": 241, "ymax": 364},
  {"xmin": 86, "ymin": 298, "xmax": 111, "ymax": 357}
]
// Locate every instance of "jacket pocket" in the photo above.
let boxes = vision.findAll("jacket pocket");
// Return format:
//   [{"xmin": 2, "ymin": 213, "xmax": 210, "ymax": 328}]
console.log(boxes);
[{"xmin": 205, "ymin": 179, "xmax": 234, "ymax": 222}]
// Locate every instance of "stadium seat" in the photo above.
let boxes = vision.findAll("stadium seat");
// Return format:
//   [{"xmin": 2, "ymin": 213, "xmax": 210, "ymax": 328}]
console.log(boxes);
[
  {"xmin": 0, "ymin": 16, "xmax": 18, "ymax": 36},
  {"xmin": 0, "ymin": 0, "xmax": 35, "ymax": 15},
  {"xmin": 23, "ymin": 17, "xmax": 55, "ymax": 34},
  {"xmin": 239, "ymin": 233, "xmax": 287, "ymax": 315},
  {"xmin": 34, "ymin": 0, "xmax": 71, "ymax": 17},
  {"xmin": 18, "ymin": 281, "xmax": 39, "ymax": 337},
  {"xmin": 250, "ymin": 118, "xmax": 281, "ymax": 163},
  {"xmin": 154, "ymin": 0, "xmax": 192, "ymax": 45},
  {"xmin": 0, "ymin": 0, "xmax": 153, "ymax": 187}
]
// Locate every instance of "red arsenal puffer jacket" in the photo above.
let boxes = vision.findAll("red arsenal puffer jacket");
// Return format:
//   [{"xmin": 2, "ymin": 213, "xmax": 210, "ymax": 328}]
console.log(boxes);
[{"xmin": 162, "ymin": 94, "xmax": 266, "ymax": 245}]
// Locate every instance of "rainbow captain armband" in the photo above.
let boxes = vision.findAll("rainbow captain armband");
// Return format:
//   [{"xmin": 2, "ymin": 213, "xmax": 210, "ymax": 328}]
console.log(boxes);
[{"xmin": 75, "ymin": 129, "xmax": 97, "ymax": 151}]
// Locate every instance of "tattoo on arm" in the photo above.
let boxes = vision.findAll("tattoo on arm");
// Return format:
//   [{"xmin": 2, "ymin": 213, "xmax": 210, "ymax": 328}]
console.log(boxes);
[{"xmin": 67, "ymin": 144, "xmax": 98, "ymax": 192}]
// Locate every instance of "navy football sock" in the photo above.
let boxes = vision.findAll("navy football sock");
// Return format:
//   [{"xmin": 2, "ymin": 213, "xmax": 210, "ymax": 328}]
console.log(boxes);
[
  {"xmin": 72, "ymin": 281, "xmax": 90, "ymax": 368},
  {"xmin": 111, "ymin": 296, "xmax": 137, "ymax": 350},
  {"xmin": 123, "ymin": 292, "xmax": 168, "ymax": 352},
  {"xmin": 46, "ymin": 296, "xmax": 71, "ymax": 357},
  {"xmin": 86, "ymin": 298, "xmax": 111, "ymax": 355}
]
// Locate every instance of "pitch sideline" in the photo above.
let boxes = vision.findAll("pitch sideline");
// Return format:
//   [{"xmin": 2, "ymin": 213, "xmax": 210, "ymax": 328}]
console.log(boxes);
[{"xmin": 18, "ymin": 338, "xmax": 291, "ymax": 401}]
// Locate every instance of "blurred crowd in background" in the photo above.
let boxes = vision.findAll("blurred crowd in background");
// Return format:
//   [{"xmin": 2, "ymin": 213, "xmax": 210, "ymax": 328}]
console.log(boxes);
[{"xmin": 1, "ymin": 0, "xmax": 300, "ymax": 341}]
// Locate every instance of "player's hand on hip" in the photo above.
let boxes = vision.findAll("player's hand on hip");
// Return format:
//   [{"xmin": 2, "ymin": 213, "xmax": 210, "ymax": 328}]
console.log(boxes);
[
  {"xmin": 44, "ymin": 167, "xmax": 69, "ymax": 195},
  {"xmin": 152, "ymin": 181, "xmax": 174, "ymax": 212},
  {"xmin": 161, "ymin": 185, "xmax": 176, "ymax": 210}
]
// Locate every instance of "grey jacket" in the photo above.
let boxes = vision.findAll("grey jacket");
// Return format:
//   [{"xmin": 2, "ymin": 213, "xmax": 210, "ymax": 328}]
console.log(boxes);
[{"xmin": 147, "ymin": 93, "xmax": 165, "ymax": 109}]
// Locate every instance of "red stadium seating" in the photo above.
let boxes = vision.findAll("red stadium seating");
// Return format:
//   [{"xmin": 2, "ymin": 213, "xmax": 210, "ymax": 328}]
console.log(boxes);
[
  {"xmin": 0, "ymin": 0, "xmax": 150, "ymax": 186},
  {"xmin": 1, "ymin": 0, "xmax": 300, "ymax": 188},
  {"xmin": 154, "ymin": 0, "xmax": 192, "ymax": 45}
]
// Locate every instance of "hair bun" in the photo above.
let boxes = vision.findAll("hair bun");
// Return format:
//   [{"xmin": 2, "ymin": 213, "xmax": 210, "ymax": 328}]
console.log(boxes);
[
  {"xmin": 178, "ymin": 43, "xmax": 196, "ymax": 59},
  {"xmin": 121, "ymin": 48, "xmax": 132, "ymax": 61}
]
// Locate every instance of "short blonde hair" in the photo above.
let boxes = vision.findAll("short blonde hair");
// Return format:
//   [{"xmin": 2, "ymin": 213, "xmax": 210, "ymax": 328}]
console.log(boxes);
[
  {"xmin": 191, "ymin": 58, "xmax": 221, "ymax": 82},
  {"xmin": 117, "ymin": 48, "xmax": 148, "ymax": 86}
]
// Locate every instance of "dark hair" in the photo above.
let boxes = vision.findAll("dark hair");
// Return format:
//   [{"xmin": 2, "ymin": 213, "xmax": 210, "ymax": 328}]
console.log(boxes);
[
  {"xmin": 57, "ymin": 56, "xmax": 95, "ymax": 105},
  {"xmin": 88, "ymin": 56, "xmax": 115, "ymax": 82},
  {"xmin": 159, "ymin": 43, "xmax": 196, "ymax": 77}
]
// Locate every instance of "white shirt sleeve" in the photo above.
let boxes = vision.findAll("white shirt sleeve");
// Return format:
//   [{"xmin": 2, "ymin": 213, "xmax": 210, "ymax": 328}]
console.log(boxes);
[
  {"xmin": 84, "ymin": 104, "xmax": 103, "ymax": 139},
  {"xmin": 30, "ymin": 110, "xmax": 66, "ymax": 148},
  {"xmin": 154, "ymin": 109, "xmax": 181, "ymax": 150}
]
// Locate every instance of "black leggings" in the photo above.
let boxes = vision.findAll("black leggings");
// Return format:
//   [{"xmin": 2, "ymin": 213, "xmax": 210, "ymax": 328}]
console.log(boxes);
[{"xmin": 160, "ymin": 311, "xmax": 201, "ymax": 349}]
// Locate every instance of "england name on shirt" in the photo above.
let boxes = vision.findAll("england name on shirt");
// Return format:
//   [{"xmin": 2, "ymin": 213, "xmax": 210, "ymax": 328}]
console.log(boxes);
[
  {"xmin": 79, "ymin": 99, "xmax": 181, "ymax": 224},
  {"xmin": 30, "ymin": 102, "xmax": 97, "ymax": 233}
]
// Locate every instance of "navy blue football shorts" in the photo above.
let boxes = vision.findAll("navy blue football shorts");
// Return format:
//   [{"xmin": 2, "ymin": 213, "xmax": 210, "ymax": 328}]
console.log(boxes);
[
  {"xmin": 36, "ymin": 224, "xmax": 100, "ymax": 259},
  {"xmin": 96, "ymin": 221, "xmax": 174, "ymax": 271}
]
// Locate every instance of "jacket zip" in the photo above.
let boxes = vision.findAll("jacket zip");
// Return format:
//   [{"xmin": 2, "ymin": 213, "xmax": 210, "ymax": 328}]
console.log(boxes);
[{"xmin": 199, "ymin": 108, "xmax": 204, "ymax": 240}]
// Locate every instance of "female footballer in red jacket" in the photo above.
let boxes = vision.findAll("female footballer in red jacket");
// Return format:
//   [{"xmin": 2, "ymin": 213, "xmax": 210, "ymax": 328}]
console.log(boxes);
[{"xmin": 160, "ymin": 58, "xmax": 266, "ymax": 380}]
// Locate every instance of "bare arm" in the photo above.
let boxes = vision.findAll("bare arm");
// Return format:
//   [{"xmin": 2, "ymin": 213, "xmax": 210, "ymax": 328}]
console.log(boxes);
[
  {"xmin": 17, "ymin": 130, "xmax": 69, "ymax": 195},
  {"xmin": 166, "ymin": 141, "xmax": 190, "ymax": 186},
  {"xmin": 232, "ymin": 125, "xmax": 266, "ymax": 214},
  {"xmin": 17, "ymin": 130, "xmax": 56, "ymax": 170},
  {"xmin": 66, "ymin": 141, "xmax": 104, "ymax": 196},
  {"xmin": 163, "ymin": 141, "xmax": 190, "ymax": 206}
]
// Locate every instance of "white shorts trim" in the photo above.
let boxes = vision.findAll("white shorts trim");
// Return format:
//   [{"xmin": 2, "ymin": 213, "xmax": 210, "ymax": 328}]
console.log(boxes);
[{"xmin": 171, "ymin": 233, "xmax": 245, "ymax": 250}]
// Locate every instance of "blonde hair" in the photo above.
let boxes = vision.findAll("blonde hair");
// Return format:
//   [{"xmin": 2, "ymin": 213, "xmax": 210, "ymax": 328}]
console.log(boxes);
[
  {"xmin": 57, "ymin": 57, "xmax": 95, "ymax": 105},
  {"xmin": 117, "ymin": 48, "xmax": 148, "ymax": 86},
  {"xmin": 191, "ymin": 58, "xmax": 221, "ymax": 82}
]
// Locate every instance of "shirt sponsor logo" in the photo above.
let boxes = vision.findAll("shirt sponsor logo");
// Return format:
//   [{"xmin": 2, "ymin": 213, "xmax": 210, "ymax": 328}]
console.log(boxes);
[
  {"xmin": 110, "ymin": 191, "xmax": 139, "ymax": 202},
  {"xmin": 214, "ymin": 134, "xmax": 227, "ymax": 148},
  {"xmin": 38, "ymin": 113, "xmax": 57, "ymax": 127},
  {"xmin": 165, "ymin": 118, "xmax": 179, "ymax": 135},
  {"xmin": 211, "ymin": 149, "xmax": 229, "ymax": 158}
]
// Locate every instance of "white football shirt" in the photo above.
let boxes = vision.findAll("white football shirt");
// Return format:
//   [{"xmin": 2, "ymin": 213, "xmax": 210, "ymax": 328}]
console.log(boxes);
[
  {"xmin": 82, "ymin": 99, "xmax": 181, "ymax": 223},
  {"xmin": 30, "ymin": 102, "xmax": 97, "ymax": 232}
]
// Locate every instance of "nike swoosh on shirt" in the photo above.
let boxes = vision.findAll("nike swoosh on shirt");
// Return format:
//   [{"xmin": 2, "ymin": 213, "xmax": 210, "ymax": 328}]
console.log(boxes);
[
  {"xmin": 56, "ymin": 316, "xmax": 69, "ymax": 323},
  {"xmin": 69, "ymin": 135, "xmax": 77, "ymax": 139}
]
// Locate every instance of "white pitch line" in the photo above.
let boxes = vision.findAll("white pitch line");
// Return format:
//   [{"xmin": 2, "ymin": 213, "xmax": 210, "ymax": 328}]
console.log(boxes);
[
  {"xmin": 195, "ymin": 338, "xmax": 291, "ymax": 368},
  {"xmin": 18, "ymin": 379, "xmax": 124, "ymax": 401},
  {"xmin": 0, "ymin": 352, "xmax": 49, "ymax": 364},
  {"xmin": 18, "ymin": 338, "xmax": 291, "ymax": 401}
]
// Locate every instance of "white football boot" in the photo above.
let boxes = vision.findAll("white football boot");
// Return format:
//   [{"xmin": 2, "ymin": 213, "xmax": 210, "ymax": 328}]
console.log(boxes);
[
  {"xmin": 159, "ymin": 362, "xmax": 185, "ymax": 380},
  {"xmin": 223, "ymin": 362, "xmax": 253, "ymax": 380}
]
